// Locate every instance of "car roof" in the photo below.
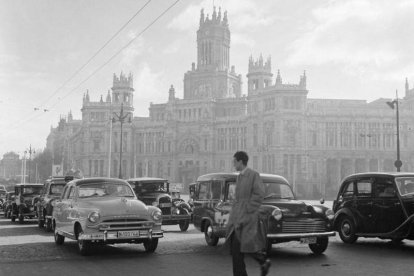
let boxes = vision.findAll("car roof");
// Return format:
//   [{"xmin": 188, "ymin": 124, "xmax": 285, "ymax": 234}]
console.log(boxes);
[
  {"xmin": 196, "ymin": 172, "xmax": 289, "ymax": 184},
  {"xmin": 343, "ymin": 172, "xmax": 414, "ymax": 181},
  {"xmin": 15, "ymin": 183, "xmax": 44, "ymax": 187},
  {"xmin": 69, "ymin": 177, "xmax": 129, "ymax": 186},
  {"xmin": 127, "ymin": 177, "xmax": 168, "ymax": 182}
]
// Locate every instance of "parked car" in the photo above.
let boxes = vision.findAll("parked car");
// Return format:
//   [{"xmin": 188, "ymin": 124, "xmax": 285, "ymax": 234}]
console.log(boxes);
[
  {"xmin": 53, "ymin": 177, "xmax": 163, "ymax": 255},
  {"xmin": 127, "ymin": 177, "xmax": 192, "ymax": 231},
  {"xmin": 3, "ymin": 191, "xmax": 15, "ymax": 218},
  {"xmin": 37, "ymin": 176, "xmax": 73, "ymax": 231},
  {"xmin": 0, "ymin": 189, "xmax": 6, "ymax": 208},
  {"xmin": 333, "ymin": 172, "xmax": 414, "ymax": 244},
  {"xmin": 11, "ymin": 183, "xmax": 43, "ymax": 223},
  {"xmin": 192, "ymin": 173, "xmax": 335, "ymax": 255}
]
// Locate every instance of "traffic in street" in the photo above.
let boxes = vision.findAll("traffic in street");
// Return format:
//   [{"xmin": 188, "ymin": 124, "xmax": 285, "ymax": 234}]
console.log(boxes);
[{"xmin": 1, "ymin": 213, "xmax": 413, "ymax": 276}]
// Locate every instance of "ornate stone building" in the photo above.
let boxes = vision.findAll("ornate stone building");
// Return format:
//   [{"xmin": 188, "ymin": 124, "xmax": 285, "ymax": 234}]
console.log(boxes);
[{"xmin": 46, "ymin": 7, "xmax": 414, "ymax": 199}]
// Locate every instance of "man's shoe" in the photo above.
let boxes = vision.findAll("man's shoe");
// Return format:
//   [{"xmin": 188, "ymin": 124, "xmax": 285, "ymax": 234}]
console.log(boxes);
[{"xmin": 261, "ymin": 259, "xmax": 271, "ymax": 276}]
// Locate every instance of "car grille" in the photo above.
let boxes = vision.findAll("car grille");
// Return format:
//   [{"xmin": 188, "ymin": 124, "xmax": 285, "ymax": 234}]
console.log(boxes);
[
  {"xmin": 159, "ymin": 196, "xmax": 171, "ymax": 215},
  {"xmin": 98, "ymin": 217, "xmax": 153, "ymax": 231},
  {"xmin": 282, "ymin": 218, "xmax": 327, "ymax": 233}
]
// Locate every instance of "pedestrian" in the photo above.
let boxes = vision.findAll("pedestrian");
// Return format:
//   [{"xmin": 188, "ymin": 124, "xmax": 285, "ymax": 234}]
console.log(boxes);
[{"xmin": 225, "ymin": 151, "xmax": 271, "ymax": 276}]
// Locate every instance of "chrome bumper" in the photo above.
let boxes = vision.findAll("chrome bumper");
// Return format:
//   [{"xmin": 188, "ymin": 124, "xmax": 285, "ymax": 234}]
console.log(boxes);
[
  {"xmin": 79, "ymin": 229, "xmax": 164, "ymax": 241},
  {"xmin": 267, "ymin": 231, "xmax": 336, "ymax": 239}
]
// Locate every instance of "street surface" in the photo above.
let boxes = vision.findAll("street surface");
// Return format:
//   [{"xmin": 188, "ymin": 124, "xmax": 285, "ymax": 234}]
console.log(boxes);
[{"xmin": 0, "ymin": 212, "xmax": 413, "ymax": 276}]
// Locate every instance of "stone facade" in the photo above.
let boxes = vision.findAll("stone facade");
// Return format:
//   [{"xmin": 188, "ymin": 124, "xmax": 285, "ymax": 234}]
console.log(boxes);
[{"xmin": 46, "ymin": 7, "xmax": 414, "ymax": 199}]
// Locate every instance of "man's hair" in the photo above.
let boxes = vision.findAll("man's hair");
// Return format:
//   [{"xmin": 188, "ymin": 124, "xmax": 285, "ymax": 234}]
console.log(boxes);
[{"xmin": 233, "ymin": 151, "xmax": 249, "ymax": 166}]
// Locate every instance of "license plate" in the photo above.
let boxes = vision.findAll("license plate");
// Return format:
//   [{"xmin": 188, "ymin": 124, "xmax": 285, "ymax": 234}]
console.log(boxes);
[
  {"xmin": 159, "ymin": 203, "xmax": 171, "ymax": 208},
  {"xmin": 118, "ymin": 230, "xmax": 140, "ymax": 238},
  {"xmin": 300, "ymin": 237, "xmax": 317, "ymax": 244}
]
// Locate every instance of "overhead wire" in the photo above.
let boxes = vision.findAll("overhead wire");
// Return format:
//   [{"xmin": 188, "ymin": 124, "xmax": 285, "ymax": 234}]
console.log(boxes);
[
  {"xmin": 6, "ymin": 0, "xmax": 153, "ymax": 130},
  {"xmin": 48, "ymin": 0, "xmax": 181, "ymax": 109}
]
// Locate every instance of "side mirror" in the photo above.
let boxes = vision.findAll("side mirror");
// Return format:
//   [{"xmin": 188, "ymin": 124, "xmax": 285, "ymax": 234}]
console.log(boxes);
[{"xmin": 319, "ymin": 198, "xmax": 325, "ymax": 204}]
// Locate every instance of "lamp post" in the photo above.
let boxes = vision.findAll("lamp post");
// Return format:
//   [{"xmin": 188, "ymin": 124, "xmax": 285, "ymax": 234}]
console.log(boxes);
[
  {"xmin": 25, "ymin": 145, "xmax": 35, "ymax": 182},
  {"xmin": 112, "ymin": 103, "xmax": 131, "ymax": 179},
  {"xmin": 386, "ymin": 90, "xmax": 402, "ymax": 172}
]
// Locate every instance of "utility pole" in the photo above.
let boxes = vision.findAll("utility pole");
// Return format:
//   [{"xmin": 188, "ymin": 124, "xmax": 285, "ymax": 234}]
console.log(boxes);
[
  {"xmin": 112, "ymin": 103, "xmax": 131, "ymax": 179},
  {"xmin": 25, "ymin": 145, "xmax": 35, "ymax": 182},
  {"xmin": 387, "ymin": 90, "xmax": 402, "ymax": 172}
]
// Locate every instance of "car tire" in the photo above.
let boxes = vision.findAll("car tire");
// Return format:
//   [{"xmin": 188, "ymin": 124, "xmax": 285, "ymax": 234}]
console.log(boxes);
[
  {"xmin": 338, "ymin": 216, "xmax": 358, "ymax": 244},
  {"xmin": 309, "ymin": 237, "xmax": 329, "ymax": 254},
  {"xmin": 18, "ymin": 213, "xmax": 24, "ymax": 224},
  {"xmin": 76, "ymin": 225, "xmax": 91, "ymax": 256},
  {"xmin": 204, "ymin": 221, "xmax": 219, "ymax": 246},
  {"xmin": 54, "ymin": 229, "xmax": 65, "ymax": 245},
  {"xmin": 179, "ymin": 219, "xmax": 190, "ymax": 232},
  {"xmin": 143, "ymin": 238, "xmax": 159, "ymax": 253}
]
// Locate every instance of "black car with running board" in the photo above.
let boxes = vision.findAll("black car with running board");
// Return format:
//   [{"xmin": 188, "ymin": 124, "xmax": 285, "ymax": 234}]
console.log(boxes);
[
  {"xmin": 333, "ymin": 172, "xmax": 414, "ymax": 244},
  {"xmin": 192, "ymin": 173, "xmax": 335, "ymax": 255}
]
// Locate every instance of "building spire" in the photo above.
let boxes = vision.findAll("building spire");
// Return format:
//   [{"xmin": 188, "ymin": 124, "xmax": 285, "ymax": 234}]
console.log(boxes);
[
  {"xmin": 276, "ymin": 70, "xmax": 282, "ymax": 85},
  {"xmin": 405, "ymin": 77, "xmax": 409, "ymax": 94}
]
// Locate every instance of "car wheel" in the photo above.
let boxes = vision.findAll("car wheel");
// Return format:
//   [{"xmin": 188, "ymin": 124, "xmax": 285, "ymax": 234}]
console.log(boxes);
[
  {"xmin": 204, "ymin": 221, "xmax": 219, "ymax": 246},
  {"xmin": 76, "ymin": 225, "xmax": 91, "ymax": 256},
  {"xmin": 18, "ymin": 213, "xmax": 24, "ymax": 224},
  {"xmin": 45, "ymin": 218, "xmax": 53, "ymax": 232},
  {"xmin": 143, "ymin": 238, "xmax": 159, "ymax": 253},
  {"xmin": 309, "ymin": 237, "xmax": 329, "ymax": 254},
  {"xmin": 338, "ymin": 216, "xmax": 358, "ymax": 244},
  {"xmin": 179, "ymin": 219, "xmax": 190, "ymax": 232},
  {"xmin": 54, "ymin": 229, "xmax": 65, "ymax": 245}
]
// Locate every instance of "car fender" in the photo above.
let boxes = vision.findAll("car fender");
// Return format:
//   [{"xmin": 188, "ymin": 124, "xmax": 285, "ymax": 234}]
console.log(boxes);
[
  {"xmin": 333, "ymin": 208, "xmax": 357, "ymax": 229},
  {"xmin": 178, "ymin": 201, "xmax": 192, "ymax": 212},
  {"xmin": 200, "ymin": 217, "xmax": 215, "ymax": 232}
]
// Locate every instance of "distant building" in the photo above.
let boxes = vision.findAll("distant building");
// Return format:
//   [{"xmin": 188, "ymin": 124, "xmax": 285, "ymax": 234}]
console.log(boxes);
[
  {"xmin": 0, "ymin": 152, "xmax": 21, "ymax": 181},
  {"xmin": 46, "ymin": 7, "xmax": 414, "ymax": 199}
]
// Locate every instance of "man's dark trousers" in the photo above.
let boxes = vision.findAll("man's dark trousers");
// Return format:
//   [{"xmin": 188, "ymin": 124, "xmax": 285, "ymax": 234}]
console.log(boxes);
[{"xmin": 230, "ymin": 232, "xmax": 267, "ymax": 276}]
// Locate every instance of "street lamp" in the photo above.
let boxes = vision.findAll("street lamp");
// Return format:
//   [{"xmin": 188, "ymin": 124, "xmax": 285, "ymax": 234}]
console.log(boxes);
[
  {"xmin": 25, "ymin": 145, "xmax": 35, "ymax": 182},
  {"xmin": 386, "ymin": 90, "xmax": 402, "ymax": 172},
  {"xmin": 112, "ymin": 103, "xmax": 131, "ymax": 179}
]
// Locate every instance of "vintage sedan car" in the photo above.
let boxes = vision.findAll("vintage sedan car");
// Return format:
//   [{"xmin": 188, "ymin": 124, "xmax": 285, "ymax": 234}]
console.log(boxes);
[
  {"xmin": 333, "ymin": 172, "xmax": 414, "ymax": 244},
  {"xmin": 192, "ymin": 173, "xmax": 335, "ymax": 255},
  {"xmin": 127, "ymin": 177, "xmax": 192, "ymax": 231},
  {"xmin": 53, "ymin": 177, "xmax": 163, "ymax": 255},
  {"xmin": 3, "ymin": 191, "xmax": 15, "ymax": 218},
  {"xmin": 37, "ymin": 176, "xmax": 73, "ymax": 231},
  {"xmin": 11, "ymin": 183, "xmax": 43, "ymax": 223}
]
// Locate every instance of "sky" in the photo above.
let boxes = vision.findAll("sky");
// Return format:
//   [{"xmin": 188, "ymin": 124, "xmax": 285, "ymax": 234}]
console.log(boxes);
[{"xmin": 1, "ymin": 0, "xmax": 414, "ymax": 159}]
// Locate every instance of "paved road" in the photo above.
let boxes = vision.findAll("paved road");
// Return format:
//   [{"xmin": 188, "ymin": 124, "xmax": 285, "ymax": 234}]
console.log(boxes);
[{"xmin": 0, "ymin": 214, "xmax": 413, "ymax": 276}]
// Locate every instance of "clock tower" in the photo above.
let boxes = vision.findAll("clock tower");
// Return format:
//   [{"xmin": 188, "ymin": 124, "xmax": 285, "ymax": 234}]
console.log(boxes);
[{"xmin": 183, "ymin": 7, "xmax": 242, "ymax": 100}]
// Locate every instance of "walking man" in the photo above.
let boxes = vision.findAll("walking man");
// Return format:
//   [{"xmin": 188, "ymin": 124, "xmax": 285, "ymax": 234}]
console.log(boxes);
[{"xmin": 226, "ymin": 151, "xmax": 271, "ymax": 276}]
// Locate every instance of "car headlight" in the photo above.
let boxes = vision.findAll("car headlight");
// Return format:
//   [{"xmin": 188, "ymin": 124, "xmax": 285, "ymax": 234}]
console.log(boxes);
[
  {"xmin": 152, "ymin": 210, "xmax": 162, "ymax": 221},
  {"xmin": 325, "ymin": 209, "xmax": 334, "ymax": 220},
  {"xmin": 152, "ymin": 201, "xmax": 158, "ymax": 206},
  {"xmin": 88, "ymin": 211, "xmax": 100, "ymax": 223},
  {"xmin": 272, "ymin": 208, "xmax": 282, "ymax": 221}
]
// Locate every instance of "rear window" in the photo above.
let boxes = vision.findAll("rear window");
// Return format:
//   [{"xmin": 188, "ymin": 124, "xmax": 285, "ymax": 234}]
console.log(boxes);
[{"xmin": 356, "ymin": 180, "xmax": 372, "ymax": 197}]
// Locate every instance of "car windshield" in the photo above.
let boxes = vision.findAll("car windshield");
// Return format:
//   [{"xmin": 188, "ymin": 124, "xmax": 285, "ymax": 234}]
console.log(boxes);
[
  {"xmin": 50, "ymin": 184, "xmax": 66, "ymax": 195},
  {"xmin": 263, "ymin": 182, "xmax": 295, "ymax": 199},
  {"xmin": 78, "ymin": 182, "xmax": 135, "ymax": 198},
  {"xmin": 22, "ymin": 186, "xmax": 42, "ymax": 195},
  {"xmin": 130, "ymin": 182, "xmax": 167, "ymax": 193},
  {"xmin": 396, "ymin": 177, "xmax": 414, "ymax": 196}
]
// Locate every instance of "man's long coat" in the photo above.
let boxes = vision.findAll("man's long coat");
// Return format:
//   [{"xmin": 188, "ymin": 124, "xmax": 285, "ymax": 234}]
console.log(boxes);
[{"xmin": 225, "ymin": 167, "xmax": 266, "ymax": 253}]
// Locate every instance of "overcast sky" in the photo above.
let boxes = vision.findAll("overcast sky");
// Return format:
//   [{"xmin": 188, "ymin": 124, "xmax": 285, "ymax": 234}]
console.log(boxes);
[{"xmin": 1, "ymin": 0, "xmax": 414, "ymax": 158}]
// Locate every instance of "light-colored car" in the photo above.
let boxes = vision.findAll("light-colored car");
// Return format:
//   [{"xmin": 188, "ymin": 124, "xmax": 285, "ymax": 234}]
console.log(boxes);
[{"xmin": 53, "ymin": 177, "xmax": 163, "ymax": 255}]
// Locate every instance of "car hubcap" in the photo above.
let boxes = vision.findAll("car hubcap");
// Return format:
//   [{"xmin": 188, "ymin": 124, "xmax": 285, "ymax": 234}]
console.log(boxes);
[{"xmin": 342, "ymin": 222, "xmax": 351, "ymax": 236}]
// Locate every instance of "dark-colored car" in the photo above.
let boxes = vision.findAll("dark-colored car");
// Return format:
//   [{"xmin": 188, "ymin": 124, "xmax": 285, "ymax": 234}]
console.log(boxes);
[
  {"xmin": 192, "ymin": 173, "xmax": 335, "ymax": 255},
  {"xmin": 0, "ymin": 189, "xmax": 6, "ymax": 209},
  {"xmin": 333, "ymin": 172, "xmax": 414, "ymax": 244},
  {"xmin": 11, "ymin": 183, "xmax": 43, "ymax": 223},
  {"xmin": 3, "ymin": 191, "xmax": 15, "ymax": 218},
  {"xmin": 127, "ymin": 177, "xmax": 192, "ymax": 232},
  {"xmin": 37, "ymin": 176, "xmax": 72, "ymax": 231}
]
